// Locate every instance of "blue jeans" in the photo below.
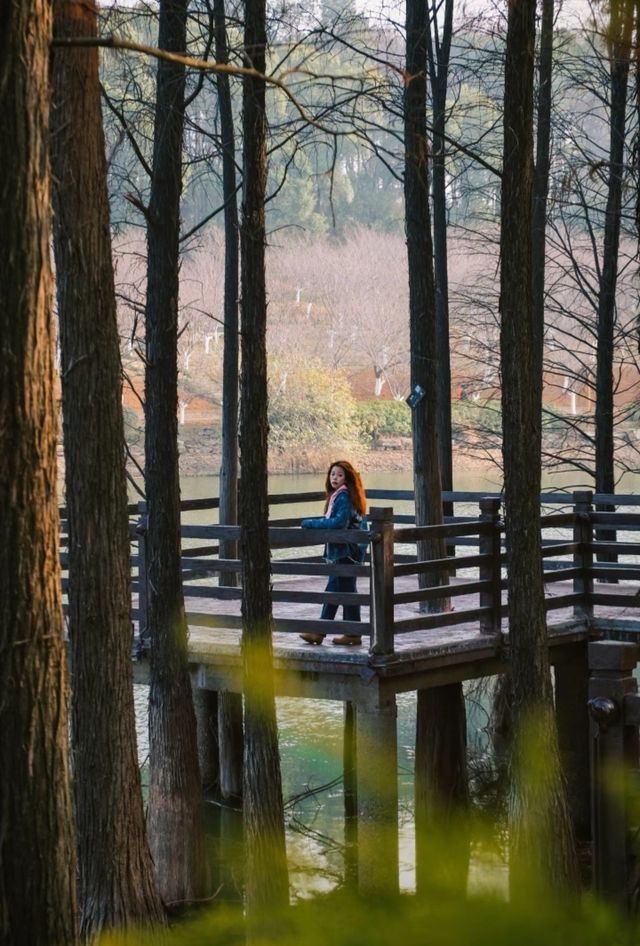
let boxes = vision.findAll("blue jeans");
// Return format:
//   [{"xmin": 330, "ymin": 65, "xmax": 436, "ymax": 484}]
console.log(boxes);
[{"xmin": 321, "ymin": 558, "xmax": 361, "ymax": 623}]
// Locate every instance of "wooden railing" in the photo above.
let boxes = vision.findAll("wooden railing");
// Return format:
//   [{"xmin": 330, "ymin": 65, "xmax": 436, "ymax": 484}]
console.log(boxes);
[{"xmin": 59, "ymin": 489, "xmax": 640, "ymax": 656}]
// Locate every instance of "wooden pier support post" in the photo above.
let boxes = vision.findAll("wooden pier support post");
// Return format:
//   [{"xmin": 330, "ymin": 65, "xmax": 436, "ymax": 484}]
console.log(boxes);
[
  {"xmin": 588, "ymin": 640, "xmax": 639, "ymax": 907},
  {"xmin": 355, "ymin": 694, "xmax": 399, "ymax": 897},
  {"xmin": 573, "ymin": 490, "xmax": 593, "ymax": 621},
  {"xmin": 554, "ymin": 644, "xmax": 590, "ymax": 842},
  {"xmin": 369, "ymin": 506, "xmax": 395, "ymax": 658}
]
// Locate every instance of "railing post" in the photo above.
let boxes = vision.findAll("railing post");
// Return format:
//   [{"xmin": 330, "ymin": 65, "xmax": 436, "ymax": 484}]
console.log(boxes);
[
  {"xmin": 573, "ymin": 490, "xmax": 593, "ymax": 622},
  {"xmin": 135, "ymin": 500, "xmax": 149, "ymax": 658},
  {"xmin": 588, "ymin": 640, "xmax": 639, "ymax": 908},
  {"xmin": 478, "ymin": 497, "xmax": 501, "ymax": 636},
  {"xmin": 369, "ymin": 506, "xmax": 394, "ymax": 658}
]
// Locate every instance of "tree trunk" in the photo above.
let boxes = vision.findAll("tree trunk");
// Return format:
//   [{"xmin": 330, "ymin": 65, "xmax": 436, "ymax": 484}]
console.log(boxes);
[
  {"xmin": 404, "ymin": 0, "xmax": 449, "ymax": 607},
  {"xmin": 240, "ymin": 0, "xmax": 290, "ymax": 916},
  {"xmin": 500, "ymin": 0, "xmax": 578, "ymax": 898},
  {"xmin": 214, "ymin": 0, "xmax": 243, "ymax": 797},
  {"xmin": 214, "ymin": 0, "xmax": 240, "ymax": 582},
  {"xmin": 405, "ymin": 0, "xmax": 467, "ymax": 896},
  {"xmin": 531, "ymin": 0, "xmax": 554, "ymax": 389},
  {"xmin": 595, "ymin": 0, "xmax": 633, "ymax": 556},
  {"xmin": 415, "ymin": 685, "xmax": 470, "ymax": 895},
  {"xmin": 50, "ymin": 0, "xmax": 166, "ymax": 935},
  {"xmin": 0, "ymin": 5, "xmax": 77, "ymax": 942},
  {"xmin": 427, "ymin": 0, "xmax": 454, "ymax": 504},
  {"xmin": 144, "ymin": 0, "xmax": 209, "ymax": 905}
]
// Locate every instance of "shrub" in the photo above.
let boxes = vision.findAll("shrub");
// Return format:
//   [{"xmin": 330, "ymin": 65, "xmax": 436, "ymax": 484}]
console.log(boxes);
[
  {"xmin": 268, "ymin": 359, "xmax": 359, "ymax": 454},
  {"xmin": 354, "ymin": 399, "xmax": 412, "ymax": 443}
]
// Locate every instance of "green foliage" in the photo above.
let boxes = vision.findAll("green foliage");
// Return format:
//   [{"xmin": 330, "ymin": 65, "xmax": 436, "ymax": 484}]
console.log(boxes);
[
  {"xmin": 99, "ymin": 883, "xmax": 629, "ymax": 946},
  {"xmin": 452, "ymin": 398, "xmax": 503, "ymax": 437},
  {"xmin": 354, "ymin": 399, "xmax": 412, "ymax": 442},
  {"xmin": 268, "ymin": 359, "xmax": 359, "ymax": 453}
]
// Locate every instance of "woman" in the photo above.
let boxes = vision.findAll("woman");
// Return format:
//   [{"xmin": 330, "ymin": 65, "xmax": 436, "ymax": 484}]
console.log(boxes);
[{"xmin": 299, "ymin": 460, "xmax": 367, "ymax": 647}]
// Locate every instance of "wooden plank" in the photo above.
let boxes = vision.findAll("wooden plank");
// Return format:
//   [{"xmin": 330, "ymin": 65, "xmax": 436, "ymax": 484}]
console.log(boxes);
[
  {"xmin": 393, "ymin": 521, "xmax": 493, "ymax": 541},
  {"xmin": 271, "ymin": 590, "xmax": 368, "ymax": 606},
  {"xmin": 274, "ymin": 618, "xmax": 370, "ymax": 635},
  {"xmin": 393, "ymin": 552, "xmax": 490, "ymax": 577},
  {"xmin": 593, "ymin": 493, "xmax": 640, "ymax": 506},
  {"xmin": 591, "ymin": 566, "xmax": 640, "ymax": 581},
  {"xmin": 540, "ymin": 513, "xmax": 576, "ymax": 527},
  {"xmin": 183, "ymin": 585, "xmax": 242, "ymax": 600},
  {"xmin": 541, "ymin": 542, "xmax": 578, "ymax": 558},
  {"xmin": 268, "ymin": 490, "xmax": 323, "ymax": 505},
  {"xmin": 544, "ymin": 593, "xmax": 583, "ymax": 611},
  {"xmin": 591, "ymin": 512, "xmax": 640, "ymax": 527},
  {"xmin": 394, "ymin": 606, "xmax": 491, "ymax": 633},
  {"xmin": 394, "ymin": 580, "xmax": 489, "ymax": 605},
  {"xmin": 591, "ymin": 542, "xmax": 640, "ymax": 555},
  {"xmin": 589, "ymin": 594, "xmax": 640, "ymax": 608},
  {"xmin": 180, "ymin": 524, "xmax": 241, "ymax": 539},
  {"xmin": 543, "ymin": 567, "xmax": 583, "ymax": 583}
]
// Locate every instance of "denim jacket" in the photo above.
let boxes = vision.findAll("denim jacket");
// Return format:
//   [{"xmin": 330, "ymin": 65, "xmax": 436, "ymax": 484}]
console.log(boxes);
[{"xmin": 301, "ymin": 490, "xmax": 366, "ymax": 563}]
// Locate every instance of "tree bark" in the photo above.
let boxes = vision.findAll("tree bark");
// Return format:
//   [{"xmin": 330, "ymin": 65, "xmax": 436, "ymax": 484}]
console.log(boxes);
[
  {"xmin": 214, "ymin": 0, "xmax": 240, "ymax": 579},
  {"xmin": 144, "ymin": 0, "xmax": 209, "ymax": 905},
  {"xmin": 427, "ymin": 0, "xmax": 454, "ymax": 503},
  {"xmin": 531, "ymin": 0, "xmax": 554, "ymax": 385},
  {"xmin": 0, "ymin": 4, "xmax": 77, "ymax": 942},
  {"xmin": 50, "ymin": 1, "xmax": 166, "ymax": 934},
  {"xmin": 405, "ymin": 0, "xmax": 467, "ymax": 895},
  {"xmin": 240, "ymin": 0, "xmax": 290, "ymax": 916},
  {"xmin": 404, "ymin": 0, "xmax": 449, "ymax": 606},
  {"xmin": 596, "ymin": 0, "xmax": 633, "ymax": 497},
  {"xmin": 500, "ymin": 0, "xmax": 578, "ymax": 897},
  {"xmin": 214, "ymin": 0, "xmax": 244, "ymax": 800},
  {"xmin": 594, "ymin": 0, "xmax": 634, "ymax": 561},
  {"xmin": 415, "ymin": 684, "xmax": 470, "ymax": 895}
]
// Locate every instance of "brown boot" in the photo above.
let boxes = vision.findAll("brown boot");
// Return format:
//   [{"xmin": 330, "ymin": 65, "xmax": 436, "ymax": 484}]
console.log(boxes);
[
  {"xmin": 300, "ymin": 633, "xmax": 324, "ymax": 645},
  {"xmin": 332, "ymin": 635, "xmax": 362, "ymax": 647}
]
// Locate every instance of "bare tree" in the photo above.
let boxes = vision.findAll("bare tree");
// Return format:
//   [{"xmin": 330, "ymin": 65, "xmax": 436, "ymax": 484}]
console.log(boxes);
[
  {"xmin": 240, "ymin": 0, "xmax": 290, "ymax": 914},
  {"xmin": 404, "ymin": 0, "xmax": 468, "ymax": 896},
  {"xmin": 144, "ymin": 0, "xmax": 210, "ymax": 903},
  {"xmin": 499, "ymin": 0, "xmax": 578, "ymax": 897},
  {"xmin": 0, "ymin": 4, "xmax": 77, "ymax": 941}
]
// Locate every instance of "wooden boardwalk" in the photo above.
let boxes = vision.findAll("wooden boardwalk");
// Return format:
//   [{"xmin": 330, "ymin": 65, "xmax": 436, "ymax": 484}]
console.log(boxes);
[
  {"xmin": 125, "ymin": 489, "xmax": 640, "ymax": 898},
  {"xmin": 181, "ymin": 573, "xmax": 638, "ymax": 700}
]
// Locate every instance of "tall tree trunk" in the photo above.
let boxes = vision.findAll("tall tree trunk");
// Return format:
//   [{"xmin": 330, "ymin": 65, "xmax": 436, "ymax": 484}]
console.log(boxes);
[
  {"xmin": 50, "ymin": 0, "xmax": 166, "ymax": 935},
  {"xmin": 405, "ymin": 0, "xmax": 467, "ymax": 895},
  {"xmin": 215, "ymin": 0, "xmax": 240, "ymax": 575},
  {"xmin": 214, "ymin": 0, "xmax": 244, "ymax": 804},
  {"xmin": 594, "ymin": 0, "xmax": 633, "ymax": 558},
  {"xmin": 404, "ymin": 0, "xmax": 449, "ymax": 610},
  {"xmin": 0, "ymin": 4, "xmax": 77, "ymax": 942},
  {"xmin": 492, "ymin": 0, "xmax": 555, "ymax": 804},
  {"xmin": 500, "ymin": 0, "xmax": 578, "ymax": 898},
  {"xmin": 532, "ymin": 0, "xmax": 554, "ymax": 379},
  {"xmin": 145, "ymin": 0, "xmax": 209, "ymax": 904},
  {"xmin": 427, "ymin": 0, "xmax": 454, "ymax": 503},
  {"xmin": 240, "ymin": 0, "xmax": 290, "ymax": 915}
]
